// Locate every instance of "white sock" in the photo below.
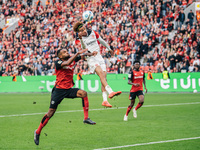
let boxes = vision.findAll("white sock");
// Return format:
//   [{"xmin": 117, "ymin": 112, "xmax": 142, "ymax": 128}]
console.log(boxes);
[
  {"xmin": 105, "ymin": 85, "xmax": 113, "ymax": 94},
  {"xmin": 102, "ymin": 91, "xmax": 108, "ymax": 102}
]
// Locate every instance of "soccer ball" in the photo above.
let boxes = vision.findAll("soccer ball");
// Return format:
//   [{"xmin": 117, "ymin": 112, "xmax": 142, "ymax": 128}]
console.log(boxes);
[{"xmin": 82, "ymin": 11, "xmax": 94, "ymax": 22}]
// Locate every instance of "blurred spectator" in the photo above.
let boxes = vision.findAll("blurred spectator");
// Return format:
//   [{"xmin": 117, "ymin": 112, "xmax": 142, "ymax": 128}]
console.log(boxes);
[
  {"xmin": 188, "ymin": 10, "xmax": 194, "ymax": 26},
  {"xmin": 157, "ymin": 59, "xmax": 163, "ymax": 73},
  {"xmin": 180, "ymin": 62, "xmax": 188, "ymax": 73},
  {"xmin": 193, "ymin": 57, "xmax": 200, "ymax": 66},
  {"xmin": 188, "ymin": 63, "xmax": 194, "ymax": 72},
  {"xmin": 179, "ymin": 9, "xmax": 185, "ymax": 28},
  {"xmin": 118, "ymin": 59, "xmax": 125, "ymax": 74},
  {"xmin": 142, "ymin": 54, "xmax": 148, "ymax": 66}
]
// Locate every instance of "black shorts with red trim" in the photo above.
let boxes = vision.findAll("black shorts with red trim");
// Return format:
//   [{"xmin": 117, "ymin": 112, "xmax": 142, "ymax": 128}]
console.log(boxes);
[
  {"xmin": 129, "ymin": 90, "xmax": 144, "ymax": 100},
  {"xmin": 50, "ymin": 87, "xmax": 80, "ymax": 109}
]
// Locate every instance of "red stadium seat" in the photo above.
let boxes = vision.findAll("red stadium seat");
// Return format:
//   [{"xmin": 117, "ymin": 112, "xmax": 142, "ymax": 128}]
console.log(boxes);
[
  {"xmin": 144, "ymin": 66, "xmax": 149, "ymax": 71},
  {"xmin": 150, "ymin": 65, "xmax": 154, "ymax": 70}
]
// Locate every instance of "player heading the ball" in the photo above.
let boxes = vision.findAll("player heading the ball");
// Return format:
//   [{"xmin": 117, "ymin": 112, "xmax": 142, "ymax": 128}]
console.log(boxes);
[{"xmin": 73, "ymin": 21, "xmax": 122, "ymax": 108}]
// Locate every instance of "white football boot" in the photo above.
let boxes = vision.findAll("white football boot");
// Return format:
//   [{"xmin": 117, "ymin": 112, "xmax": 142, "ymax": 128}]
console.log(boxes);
[
  {"xmin": 123, "ymin": 115, "xmax": 128, "ymax": 121},
  {"xmin": 133, "ymin": 108, "xmax": 137, "ymax": 118}
]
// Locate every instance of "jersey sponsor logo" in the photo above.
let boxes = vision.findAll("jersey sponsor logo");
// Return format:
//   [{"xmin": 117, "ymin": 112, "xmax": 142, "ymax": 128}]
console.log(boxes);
[
  {"xmin": 63, "ymin": 65, "xmax": 75, "ymax": 70},
  {"xmin": 86, "ymin": 40, "xmax": 96, "ymax": 46},
  {"xmin": 134, "ymin": 76, "xmax": 143, "ymax": 79},
  {"xmin": 58, "ymin": 61, "xmax": 62, "ymax": 64},
  {"xmin": 62, "ymin": 62, "xmax": 75, "ymax": 70}
]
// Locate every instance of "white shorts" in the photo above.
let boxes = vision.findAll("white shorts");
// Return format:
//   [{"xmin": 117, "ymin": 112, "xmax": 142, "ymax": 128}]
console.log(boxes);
[{"xmin": 87, "ymin": 54, "xmax": 106, "ymax": 73}]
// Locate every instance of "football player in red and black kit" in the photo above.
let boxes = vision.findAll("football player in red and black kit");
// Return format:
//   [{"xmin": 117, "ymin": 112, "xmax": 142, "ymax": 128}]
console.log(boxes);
[
  {"xmin": 34, "ymin": 48, "xmax": 96, "ymax": 145},
  {"xmin": 123, "ymin": 61, "xmax": 147, "ymax": 121}
]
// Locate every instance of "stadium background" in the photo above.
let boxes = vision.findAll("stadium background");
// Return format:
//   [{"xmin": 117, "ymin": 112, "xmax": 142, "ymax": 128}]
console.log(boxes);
[{"xmin": 0, "ymin": 0, "xmax": 200, "ymax": 93}]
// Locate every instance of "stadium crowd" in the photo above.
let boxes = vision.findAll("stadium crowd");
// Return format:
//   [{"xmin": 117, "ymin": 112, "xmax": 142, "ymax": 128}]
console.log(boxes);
[{"xmin": 0, "ymin": 0, "xmax": 199, "ymax": 77}]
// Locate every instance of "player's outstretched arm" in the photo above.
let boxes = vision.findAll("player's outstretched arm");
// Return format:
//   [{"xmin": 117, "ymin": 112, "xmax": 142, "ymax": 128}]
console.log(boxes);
[
  {"xmin": 81, "ymin": 51, "xmax": 98, "ymax": 60},
  {"xmin": 97, "ymin": 36, "xmax": 112, "ymax": 52},
  {"xmin": 61, "ymin": 49, "xmax": 88, "ymax": 67},
  {"xmin": 128, "ymin": 79, "xmax": 140, "ymax": 87}
]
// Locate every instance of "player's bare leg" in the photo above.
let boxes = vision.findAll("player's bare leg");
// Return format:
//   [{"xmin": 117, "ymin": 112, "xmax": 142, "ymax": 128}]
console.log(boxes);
[
  {"xmin": 101, "ymin": 71, "xmax": 112, "ymax": 107},
  {"xmin": 133, "ymin": 95, "xmax": 144, "ymax": 118},
  {"xmin": 76, "ymin": 90, "xmax": 96, "ymax": 125},
  {"xmin": 95, "ymin": 66, "xmax": 121, "ymax": 99},
  {"xmin": 34, "ymin": 108, "xmax": 56, "ymax": 145},
  {"xmin": 124, "ymin": 100, "xmax": 135, "ymax": 121}
]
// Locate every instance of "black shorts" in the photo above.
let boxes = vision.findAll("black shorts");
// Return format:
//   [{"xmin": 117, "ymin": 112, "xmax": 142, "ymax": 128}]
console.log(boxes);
[
  {"xmin": 50, "ymin": 87, "xmax": 80, "ymax": 109},
  {"xmin": 129, "ymin": 91, "xmax": 144, "ymax": 100}
]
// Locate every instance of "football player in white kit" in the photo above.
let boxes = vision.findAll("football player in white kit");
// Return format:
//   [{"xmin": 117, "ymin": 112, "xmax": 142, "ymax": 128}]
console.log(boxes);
[{"xmin": 73, "ymin": 22, "xmax": 121, "ymax": 108}]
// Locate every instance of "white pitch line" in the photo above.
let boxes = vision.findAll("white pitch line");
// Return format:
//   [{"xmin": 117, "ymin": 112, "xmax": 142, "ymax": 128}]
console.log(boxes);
[
  {"xmin": 94, "ymin": 137, "xmax": 200, "ymax": 150},
  {"xmin": 0, "ymin": 102, "xmax": 200, "ymax": 118}
]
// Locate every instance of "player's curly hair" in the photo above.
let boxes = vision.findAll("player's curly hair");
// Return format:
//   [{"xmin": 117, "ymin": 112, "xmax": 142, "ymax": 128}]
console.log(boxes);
[
  {"xmin": 73, "ymin": 21, "xmax": 84, "ymax": 32},
  {"xmin": 133, "ymin": 60, "xmax": 140, "ymax": 64}
]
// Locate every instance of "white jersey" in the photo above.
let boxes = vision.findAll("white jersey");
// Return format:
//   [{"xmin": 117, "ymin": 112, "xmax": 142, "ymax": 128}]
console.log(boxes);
[
  {"xmin": 81, "ymin": 30, "xmax": 100, "ymax": 54},
  {"xmin": 80, "ymin": 30, "xmax": 106, "ymax": 73}
]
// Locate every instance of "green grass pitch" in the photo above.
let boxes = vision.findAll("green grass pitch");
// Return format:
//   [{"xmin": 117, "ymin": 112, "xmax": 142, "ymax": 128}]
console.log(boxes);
[{"xmin": 0, "ymin": 93, "xmax": 200, "ymax": 150}]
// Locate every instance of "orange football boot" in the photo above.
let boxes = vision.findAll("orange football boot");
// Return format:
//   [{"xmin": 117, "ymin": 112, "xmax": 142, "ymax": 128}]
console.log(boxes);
[
  {"xmin": 102, "ymin": 101, "xmax": 112, "ymax": 108},
  {"xmin": 108, "ymin": 91, "xmax": 122, "ymax": 99}
]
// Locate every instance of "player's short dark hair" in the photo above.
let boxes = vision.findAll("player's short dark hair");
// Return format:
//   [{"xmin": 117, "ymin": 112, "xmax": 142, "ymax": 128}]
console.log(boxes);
[
  {"xmin": 56, "ymin": 49, "xmax": 62, "ymax": 57},
  {"xmin": 133, "ymin": 60, "xmax": 140, "ymax": 64},
  {"xmin": 73, "ymin": 22, "xmax": 84, "ymax": 32}
]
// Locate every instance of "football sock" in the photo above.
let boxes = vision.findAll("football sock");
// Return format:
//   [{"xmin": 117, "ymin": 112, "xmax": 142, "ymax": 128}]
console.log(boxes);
[
  {"xmin": 105, "ymin": 85, "xmax": 113, "ymax": 94},
  {"xmin": 82, "ymin": 97, "xmax": 89, "ymax": 120},
  {"xmin": 126, "ymin": 106, "xmax": 133, "ymax": 116},
  {"xmin": 36, "ymin": 114, "xmax": 50, "ymax": 135},
  {"xmin": 135, "ymin": 102, "xmax": 144, "ymax": 110},
  {"xmin": 102, "ymin": 91, "xmax": 108, "ymax": 102}
]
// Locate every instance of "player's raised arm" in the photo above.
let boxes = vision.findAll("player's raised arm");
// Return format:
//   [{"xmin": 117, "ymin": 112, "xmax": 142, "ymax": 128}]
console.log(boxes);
[
  {"xmin": 56, "ymin": 49, "xmax": 88, "ymax": 68},
  {"xmin": 94, "ymin": 31, "xmax": 113, "ymax": 54}
]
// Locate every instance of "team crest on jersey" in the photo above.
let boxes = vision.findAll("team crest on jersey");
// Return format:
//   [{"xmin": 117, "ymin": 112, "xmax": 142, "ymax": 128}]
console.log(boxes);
[
  {"xmin": 91, "ymin": 34, "xmax": 95, "ymax": 38},
  {"xmin": 58, "ymin": 61, "xmax": 62, "ymax": 64}
]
